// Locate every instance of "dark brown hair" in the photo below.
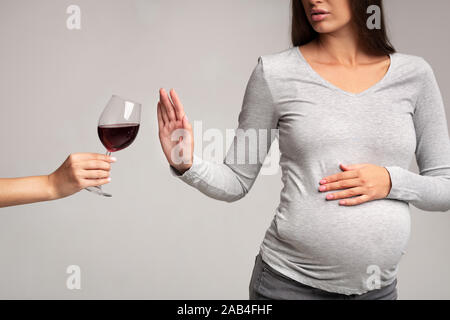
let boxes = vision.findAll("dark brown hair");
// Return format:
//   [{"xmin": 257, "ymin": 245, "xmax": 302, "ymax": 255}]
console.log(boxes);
[{"xmin": 291, "ymin": 0, "xmax": 395, "ymax": 55}]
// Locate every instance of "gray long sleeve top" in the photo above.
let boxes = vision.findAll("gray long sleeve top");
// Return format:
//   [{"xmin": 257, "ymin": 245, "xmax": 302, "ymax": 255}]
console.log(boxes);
[{"xmin": 170, "ymin": 47, "xmax": 450, "ymax": 295}]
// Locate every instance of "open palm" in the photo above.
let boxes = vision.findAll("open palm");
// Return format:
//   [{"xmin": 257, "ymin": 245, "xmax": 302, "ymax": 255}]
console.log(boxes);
[{"xmin": 157, "ymin": 88, "xmax": 193, "ymax": 173}]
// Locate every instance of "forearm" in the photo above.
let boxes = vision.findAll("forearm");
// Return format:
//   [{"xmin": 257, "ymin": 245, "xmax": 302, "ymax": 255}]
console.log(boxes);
[
  {"xmin": 167, "ymin": 56, "xmax": 277, "ymax": 202},
  {"xmin": 385, "ymin": 166, "xmax": 450, "ymax": 212},
  {"xmin": 170, "ymin": 155, "xmax": 248, "ymax": 203},
  {"xmin": 0, "ymin": 175, "xmax": 55, "ymax": 208}
]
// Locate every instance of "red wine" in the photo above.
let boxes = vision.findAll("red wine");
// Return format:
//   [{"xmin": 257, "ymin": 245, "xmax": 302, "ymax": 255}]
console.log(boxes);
[{"xmin": 98, "ymin": 123, "xmax": 140, "ymax": 152}]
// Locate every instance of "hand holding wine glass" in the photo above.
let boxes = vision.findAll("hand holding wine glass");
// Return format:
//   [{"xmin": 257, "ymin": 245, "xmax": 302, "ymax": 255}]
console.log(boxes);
[
  {"xmin": 0, "ymin": 152, "xmax": 114, "ymax": 208},
  {"xmin": 86, "ymin": 95, "xmax": 142, "ymax": 197},
  {"xmin": 157, "ymin": 88, "xmax": 194, "ymax": 174},
  {"xmin": 48, "ymin": 153, "xmax": 115, "ymax": 200}
]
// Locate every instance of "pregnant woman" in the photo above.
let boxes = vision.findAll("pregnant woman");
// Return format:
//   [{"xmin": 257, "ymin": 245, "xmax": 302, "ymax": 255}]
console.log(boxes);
[{"xmin": 157, "ymin": 0, "xmax": 450, "ymax": 299}]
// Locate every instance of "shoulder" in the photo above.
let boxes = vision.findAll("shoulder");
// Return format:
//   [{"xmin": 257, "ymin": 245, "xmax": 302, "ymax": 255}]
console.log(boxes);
[
  {"xmin": 393, "ymin": 52, "xmax": 435, "ymax": 78},
  {"xmin": 394, "ymin": 53, "xmax": 442, "ymax": 109},
  {"xmin": 253, "ymin": 47, "xmax": 303, "ymax": 81},
  {"xmin": 258, "ymin": 47, "xmax": 299, "ymax": 66}
]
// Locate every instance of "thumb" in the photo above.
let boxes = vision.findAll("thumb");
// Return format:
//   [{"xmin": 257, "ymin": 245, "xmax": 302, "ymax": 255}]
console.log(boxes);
[{"xmin": 182, "ymin": 114, "xmax": 192, "ymax": 131}]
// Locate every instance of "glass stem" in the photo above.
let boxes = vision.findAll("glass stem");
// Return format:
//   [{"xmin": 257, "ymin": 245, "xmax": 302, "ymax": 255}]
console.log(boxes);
[{"xmin": 97, "ymin": 150, "xmax": 112, "ymax": 190}]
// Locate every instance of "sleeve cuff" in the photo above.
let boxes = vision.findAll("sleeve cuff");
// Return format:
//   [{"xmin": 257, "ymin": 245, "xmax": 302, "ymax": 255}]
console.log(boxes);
[
  {"xmin": 384, "ymin": 166, "xmax": 408, "ymax": 200},
  {"xmin": 169, "ymin": 154, "xmax": 203, "ymax": 182}
]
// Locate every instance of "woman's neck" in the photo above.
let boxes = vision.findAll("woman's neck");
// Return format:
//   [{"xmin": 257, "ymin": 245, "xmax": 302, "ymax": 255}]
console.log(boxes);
[{"xmin": 313, "ymin": 25, "xmax": 367, "ymax": 66}]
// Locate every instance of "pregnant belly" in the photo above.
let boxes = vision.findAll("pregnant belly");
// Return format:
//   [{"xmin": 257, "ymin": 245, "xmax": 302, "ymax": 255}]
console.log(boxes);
[{"xmin": 272, "ymin": 199, "xmax": 411, "ymax": 271}]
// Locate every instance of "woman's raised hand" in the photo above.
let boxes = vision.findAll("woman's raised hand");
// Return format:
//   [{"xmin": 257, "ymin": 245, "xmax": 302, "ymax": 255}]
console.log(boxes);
[{"xmin": 157, "ymin": 88, "xmax": 194, "ymax": 174}]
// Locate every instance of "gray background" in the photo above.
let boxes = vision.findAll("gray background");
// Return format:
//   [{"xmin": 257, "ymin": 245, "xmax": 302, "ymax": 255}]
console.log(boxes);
[{"xmin": 0, "ymin": 0, "xmax": 449, "ymax": 299}]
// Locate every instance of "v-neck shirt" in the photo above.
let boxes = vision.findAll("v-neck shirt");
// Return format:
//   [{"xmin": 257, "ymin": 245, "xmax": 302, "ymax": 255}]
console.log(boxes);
[{"xmin": 170, "ymin": 46, "xmax": 450, "ymax": 295}]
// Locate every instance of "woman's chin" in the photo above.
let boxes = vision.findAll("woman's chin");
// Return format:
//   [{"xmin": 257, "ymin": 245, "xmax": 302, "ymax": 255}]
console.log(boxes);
[{"xmin": 312, "ymin": 22, "xmax": 347, "ymax": 34}]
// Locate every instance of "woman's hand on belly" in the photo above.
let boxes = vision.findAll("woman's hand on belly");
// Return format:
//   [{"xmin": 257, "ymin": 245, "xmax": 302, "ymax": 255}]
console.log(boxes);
[{"xmin": 318, "ymin": 163, "xmax": 392, "ymax": 206}]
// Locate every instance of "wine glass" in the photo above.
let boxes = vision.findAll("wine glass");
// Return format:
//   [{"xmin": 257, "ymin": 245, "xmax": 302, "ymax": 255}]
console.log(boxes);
[{"xmin": 85, "ymin": 95, "xmax": 142, "ymax": 197}]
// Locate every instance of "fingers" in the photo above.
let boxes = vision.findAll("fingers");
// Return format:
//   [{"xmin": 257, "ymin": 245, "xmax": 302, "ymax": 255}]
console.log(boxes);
[
  {"xmin": 325, "ymin": 186, "xmax": 364, "ymax": 200},
  {"xmin": 81, "ymin": 169, "xmax": 111, "ymax": 179},
  {"xmin": 159, "ymin": 88, "xmax": 188, "ymax": 123},
  {"xmin": 320, "ymin": 170, "xmax": 357, "ymax": 184},
  {"xmin": 68, "ymin": 153, "xmax": 116, "ymax": 163},
  {"xmin": 157, "ymin": 101, "xmax": 165, "ymax": 128},
  {"xmin": 159, "ymin": 99, "xmax": 169, "ymax": 124},
  {"xmin": 318, "ymin": 178, "xmax": 361, "ymax": 192},
  {"xmin": 159, "ymin": 88, "xmax": 176, "ymax": 121},
  {"xmin": 80, "ymin": 160, "xmax": 112, "ymax": 171},
  {"xmin": 338, "ymin": 194, "xmax": 370, "ymax": 206},
  {"xmin": 169, "ymin": 89, "xmax": 185, "ymax": 121},
  {"xmin": 83, "ymin": 177, "xmax": 111, "ymax": 188}
]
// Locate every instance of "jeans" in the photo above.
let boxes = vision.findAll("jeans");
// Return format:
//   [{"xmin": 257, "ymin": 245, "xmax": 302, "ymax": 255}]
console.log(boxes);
[{"xmin": 249, "ymin": 253, "xmax": 398, "ymax": 300}]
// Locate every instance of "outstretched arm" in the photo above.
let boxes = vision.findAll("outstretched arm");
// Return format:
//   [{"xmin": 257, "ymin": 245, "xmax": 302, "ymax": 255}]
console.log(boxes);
[
  {"xmin": 158, "ymin": 57, "xmax": 279, "ymax": 202},
  {"xmin": 0, "ymin": 153, "xmax": 114, "ymax": 208}
]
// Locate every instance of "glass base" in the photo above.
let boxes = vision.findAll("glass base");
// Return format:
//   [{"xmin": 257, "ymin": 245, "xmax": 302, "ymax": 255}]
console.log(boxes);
[{"xmin": 85, "ymin": 186, "xmax": 112, "ymax": 197}]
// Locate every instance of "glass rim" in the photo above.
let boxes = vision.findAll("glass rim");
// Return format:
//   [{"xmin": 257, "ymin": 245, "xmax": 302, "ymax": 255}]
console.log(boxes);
[{"xmin": 111, "ymin": 94, "xmax": 142, "ymax": 106}]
